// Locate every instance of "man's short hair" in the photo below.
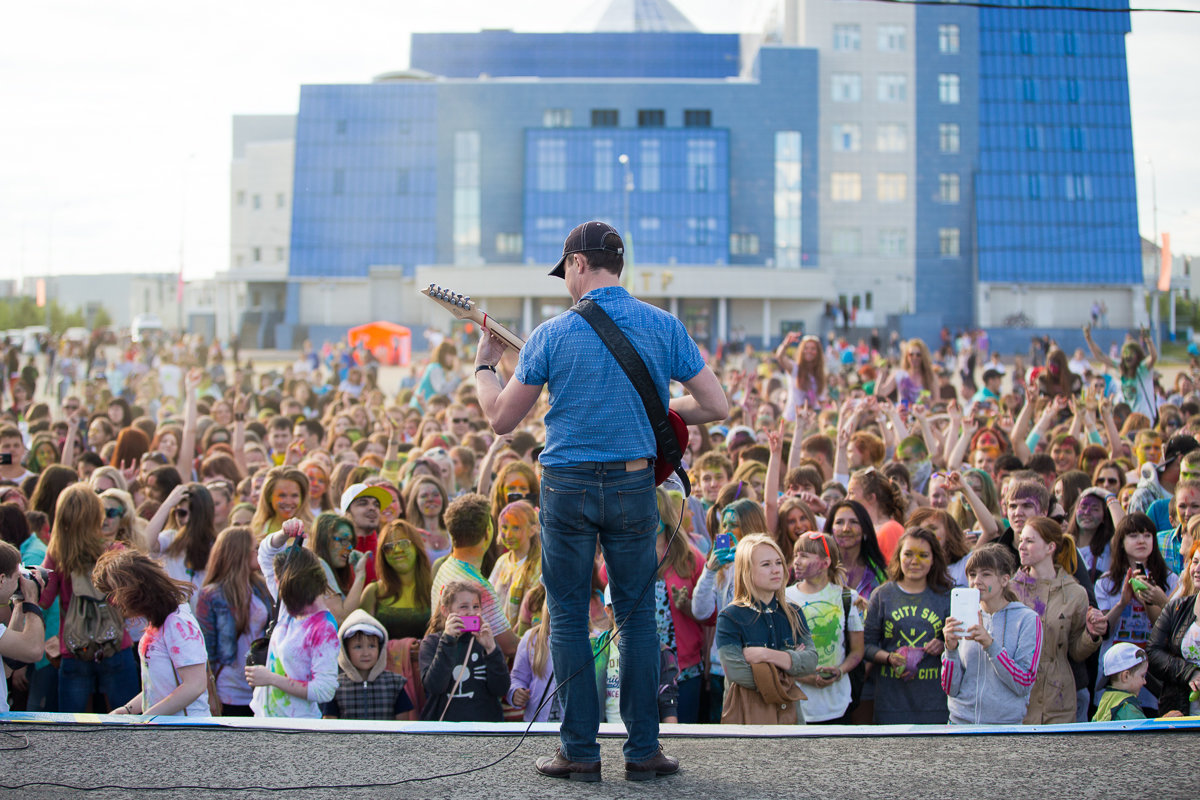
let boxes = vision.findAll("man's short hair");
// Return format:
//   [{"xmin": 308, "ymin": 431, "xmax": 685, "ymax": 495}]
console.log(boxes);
[
  {"xmin": 582, "ymin": 248, "xmax": 624, "ymax": 276},
  {"xmin": 693, "ymin": 451, "xmax": 732, "ymax": 478},
  {"xmin": 800, "ymin": 433, "xmax": 835, "ymax": 465},
  {"xmin": 0, "ymin": 425, "xmax": 22, "ymax": 443},
  {"xmin": 444, "ymin": 493, "xmax": 492, "ymax": 548},
  {"xmin": 0, "ymin": 540, "xmax": 20, "ymax": 577},
  {"xmin": 1027, "ymin": 453, "xmax": 1057, "ymax": 476},
  {"xmin": 298, "ymin": 419, "xmax": 325, "ymax": 441},
  {"xmin": 1007, "ymin": 478, "xmax": 1050, "ymax": 514},
  {"xmin": 269, "ymin": 414, "xmax": 293, "ymax": 432}
]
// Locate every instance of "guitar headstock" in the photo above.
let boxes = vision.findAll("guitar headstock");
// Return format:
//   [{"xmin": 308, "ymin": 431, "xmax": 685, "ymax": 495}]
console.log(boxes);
[{"xmin": 420, "ymin": 284, "xmax": 475, "ymax": 321}]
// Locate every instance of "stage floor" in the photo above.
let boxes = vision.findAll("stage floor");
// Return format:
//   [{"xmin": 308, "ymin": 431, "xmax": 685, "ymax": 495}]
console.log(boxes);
[{"xmin": 1, "ymin": 715, "xmax": 1197, "ymax": 799}]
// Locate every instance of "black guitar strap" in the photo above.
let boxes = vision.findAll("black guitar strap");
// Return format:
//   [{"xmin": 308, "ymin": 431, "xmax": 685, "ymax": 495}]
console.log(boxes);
[{"xmin": 570, "ymin": 298, "xmax": 691, "ymax": 496}]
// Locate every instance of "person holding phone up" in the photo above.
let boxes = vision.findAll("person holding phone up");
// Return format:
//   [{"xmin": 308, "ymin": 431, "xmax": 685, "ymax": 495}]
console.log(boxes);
[
  {"xmin": 941, "ymin": 544, "xmax": 1043, "ymax": 725},
  {"xmin": 419, "ymin": 580, "xmax": 509, "ymax": 722}
]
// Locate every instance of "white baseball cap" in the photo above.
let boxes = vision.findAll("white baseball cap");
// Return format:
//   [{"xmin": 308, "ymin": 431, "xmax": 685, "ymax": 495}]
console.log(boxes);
[{"xmin": 1102, "ymin": 642, "xmax": 1147, "ymax": 677}]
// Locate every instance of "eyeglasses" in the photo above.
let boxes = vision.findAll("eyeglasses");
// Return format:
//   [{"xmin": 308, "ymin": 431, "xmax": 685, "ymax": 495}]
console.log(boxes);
[
  {"xmin": 104, "ymin": 507, "xmax": 125, "ymax": 519},
  {"xmin": 383, "ymin": 540, "xmax": 415, "ymax": 554},
  {"xmin": 804, "ymin": 531, "xmax": 830, "ymax": 559}
]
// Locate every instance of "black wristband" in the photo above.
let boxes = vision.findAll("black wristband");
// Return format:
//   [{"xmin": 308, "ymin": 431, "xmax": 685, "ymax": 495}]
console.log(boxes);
[
  {"xmin": 20, "ymin": 602, "xmax": 44, "ymax": 622},
  {"xmin": 475, "ymin": 364, "xmax": 497, "ymax": 374}
]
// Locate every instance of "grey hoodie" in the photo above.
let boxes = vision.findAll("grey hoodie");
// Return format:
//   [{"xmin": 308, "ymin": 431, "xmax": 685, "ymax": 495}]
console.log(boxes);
[{"xmin": 940, "ymin": 600, "xmax": 1043, "ymax": 725}]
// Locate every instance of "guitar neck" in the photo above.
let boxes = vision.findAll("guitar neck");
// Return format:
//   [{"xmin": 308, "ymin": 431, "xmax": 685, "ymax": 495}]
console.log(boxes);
[{"xmin": 466, "ymin": 309, "xmax": 525, "ymax": 352}]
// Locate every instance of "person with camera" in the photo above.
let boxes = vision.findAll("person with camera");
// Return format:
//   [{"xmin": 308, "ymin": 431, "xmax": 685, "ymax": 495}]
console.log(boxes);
[
  {"xmin": 0, "ymin": 541, "xmax": 48, "ymax": 712},
  {"xmin": 418, "ymin": 580, "xmax": 509, "ymax": 722}
]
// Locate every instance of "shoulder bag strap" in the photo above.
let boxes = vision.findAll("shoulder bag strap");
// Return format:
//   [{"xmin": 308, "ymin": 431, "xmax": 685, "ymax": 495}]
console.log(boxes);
[
  {"xmin": 841, "ymin": 587, "xmax": 852, "ymax": 653},
  {"xmin": 570, "ymin": 298, "xmax": 687, "ymax": 488}
]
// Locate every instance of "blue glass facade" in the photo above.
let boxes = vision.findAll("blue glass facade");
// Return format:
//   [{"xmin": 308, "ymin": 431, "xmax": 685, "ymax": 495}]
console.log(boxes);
[
  {"xmin": 973, "ymin": 0, "xmax": 1140, "ymax": 284},
  {"xmin": 915, "ymin": 5, "xmax": 979, "ymax": 327},
  {"xmin": 524, "ymin": 128, "xmax": 730, "ymax": 266},
  {"xmin": 289, "ymin": 84, "xmax": 438, "ymax": 279},
  {"xmin": 410, "ymin": 32, "xmax": 741, "ymax": 79}
]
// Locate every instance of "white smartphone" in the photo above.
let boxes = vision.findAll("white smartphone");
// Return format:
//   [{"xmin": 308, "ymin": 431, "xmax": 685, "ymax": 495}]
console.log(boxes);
[{"xmin": 950, "ymin": 587, "xmax": 981, "ymax": 637}]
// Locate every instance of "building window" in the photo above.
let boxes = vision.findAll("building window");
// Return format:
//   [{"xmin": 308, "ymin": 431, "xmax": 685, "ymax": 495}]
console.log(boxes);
[
  {"xmin": 687, "ymin": 217, "xmax": 717, "ymax": 246},
  {"xmin": 876, "ymin": 123, "xmax": 907, "ymax": 153},
  {"xmin": 236, "ymin": 190, "xmax": 245, "ymax": 206},
  {"xmin": 641, "ymin": 217, "xmax": 661, "ymax": 230},
  {"xmin": 939, "ymin": 24, "xmax": 960, "ymax": 54},
  {"xmin": 775, "ymin": 131, "xmax": 803, "ymax": 268},
  {"xmin": 938, "ymin": 74, "xmax": 960, "ymax": 104},
  {"xmin": 877, "ymin": 74, "xmax": 908, "ymax": 103},
  {"xmin": 543, "ymin": 108, "xmax": 572, "ymax": 127},
  {"xmin": 640, "ymin": 139, "xmax": 661, "ymax": 192},
  {"xmin": 877, "ymin": 25, "xmax": 906, "ymax": 52},
  {"xmin": 686, "ymin": 139, "xmax": 716, "ymax": 192},
  {"xmin": 1063, "ymin": 31, "xmax": 1079, "ymax": 56},
  {"xmin": 878, "ymin": 229, "xmax": 907, "ymax": 258},
  {"xmin": 831, "ymin": 172, "xmax": 862, "ymax": 203},
  {"xmin": 496, "ymin": 232, "xmax": 523, "ymax": 255},
  {"xmin": 1025, "ymin": 126, "xmax": 1043, "ymax": 150},
  {"xmin": 275, "ymin": 192, "xmax": 286, "ymax": 208},
  {"xmin": 684, "ymin": 109, "xmax": 712, "ymax": 127},
  {"xmin": 832, "ymin": 123, "xmax": 861, "ymax": 152},
  {"xmin": 535, "ymin": 138, "xmax": 566, "ymax": 191},
  {"xmin": 594, "ymin": 140, "xmax": 614, "ymax": 192},
  {"xmin": 454, "ymin": 131, "xmax": 482, "ymax": 264},
  {"xmin": 1069, "ymin": 126, "xmax": 1087, "ymax": 151},
  {"xmin": 831, "ymin": 73, "xmax": 862, "ymax": 102},
  {"xmin": 252, "ymin": 247, "xmax": 262, "ymax": 263},
  {"xmin": 731, "ymin": 233, "xmax": 760, "ymax": 255},
  {"xmin": 275, "ymin": 246, "xmax": 286, "ymax": 262},
  {"xmin": 591, "ymin": 109, "xmax": 618, "ymax": 127},
  {"xmin": 1022, "ymin": 78, "xmax": 1038, "ymax": 102},
  {"xmin": 336, "ymin": 120, "xmax": 347, "ymax": 135},
  {"xmin": 939, "ymin": 228, "xmax": 960, "ymax": 257},
  {"xmin": 939, "ymin": 123, "xmax": 960, "ymax": 154},
  {"xmin": 938, "ymin": 173, "xmax": 960, "ymax": 204},
  {"xmin": 1017, "ymin": 31, "xmax": 1035, "ymax": 55},
  {"xmin": 1027, "ymin": 174, "xmax": 1045, "ymax": 199},
  {"xmin": 833, "ymin": 24, "xmax": 861, "ymax": 51},
  {"xmin": 235, "ymin": 254, "xmax": 244, "ymax": 267},
  {"xmin": 638, "ymin": 109, "xmax": 665, "ymax": 128},
  {"xmin": 831, "ymin": 228, "xmax": 862, "ymax": 256},
  {"xmin": 252, "ymin": 194, "xmax": 261, "ymax": 210},
  {"xmin": 1064, "ymin": 79, "xmax": 1081, "ymax": 103},
  {"xmin": 1065, "ymin": 174, "xmax": 1093, "ymax": 201},
  {"xmin": 332, "ymin": 170, "xmax": 345, "ymax": 195},
  {"xmin": 395, "ymin": 168, "xmax": 410, "ymax": 194},
  {"xmin": 877, "ymin": 173, "xmax": 907, "ymax": 203}
]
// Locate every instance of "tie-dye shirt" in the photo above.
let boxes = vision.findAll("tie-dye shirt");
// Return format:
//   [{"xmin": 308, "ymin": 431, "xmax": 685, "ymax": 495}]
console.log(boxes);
[
  {"xmin": 138, "ymin": 604, "xmax": 210, "ymax": 716},
  {"xmin": 253, "ymin": 538, "xmax": 340, "ymax": 718}
]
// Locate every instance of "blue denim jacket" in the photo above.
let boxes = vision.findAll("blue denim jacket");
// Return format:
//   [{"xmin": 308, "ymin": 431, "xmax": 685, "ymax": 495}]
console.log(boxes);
[{"xmin": 195, "ymin": 582, "xmax": 274, "ymax": 670}]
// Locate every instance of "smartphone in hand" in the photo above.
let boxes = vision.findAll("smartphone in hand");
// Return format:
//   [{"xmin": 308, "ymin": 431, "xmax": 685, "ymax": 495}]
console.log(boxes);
[{"xmin": 950, "ymin": 588, "xmax": 981, "ymax": 638}]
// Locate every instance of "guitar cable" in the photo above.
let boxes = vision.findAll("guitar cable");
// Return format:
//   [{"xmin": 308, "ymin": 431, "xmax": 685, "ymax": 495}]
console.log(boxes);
[{"xmin": 0, "ymin": 478, "xmax": 690, "ymax": 793}]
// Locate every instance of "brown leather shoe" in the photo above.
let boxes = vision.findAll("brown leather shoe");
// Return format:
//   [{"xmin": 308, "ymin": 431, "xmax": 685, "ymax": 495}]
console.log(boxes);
[
  {"xmin": 535, "ymin": 748, "xmax": 602, "ymax": 782},
  {"xmin": 624, "ymin": 747, "xmax": 679, "ymax": 781}
]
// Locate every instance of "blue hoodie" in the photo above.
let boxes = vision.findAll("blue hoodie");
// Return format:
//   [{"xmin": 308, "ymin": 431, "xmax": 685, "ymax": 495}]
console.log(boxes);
[{"xmin": 940, "ymin": 600, "xmax": 1043, "ymax": 725}]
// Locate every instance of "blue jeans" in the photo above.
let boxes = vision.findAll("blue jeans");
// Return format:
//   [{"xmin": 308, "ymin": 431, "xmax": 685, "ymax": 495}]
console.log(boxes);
[
  {"xmin": 58, "ymin": 648, "xmax": 140, "ymax": 713},
  {"xmin": 540, "ymin": 462, "xmax": 660, "ymax": 763}
]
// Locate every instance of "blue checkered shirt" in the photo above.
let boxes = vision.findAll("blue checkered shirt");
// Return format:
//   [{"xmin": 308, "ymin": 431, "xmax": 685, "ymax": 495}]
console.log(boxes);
[
  {"xmin": 514, "ymin": 285, "xmax": 705, "ymax": 467},
  {"xmin": 1158, "ymin": 525, "xmax": 1184, "ymax": 575}
]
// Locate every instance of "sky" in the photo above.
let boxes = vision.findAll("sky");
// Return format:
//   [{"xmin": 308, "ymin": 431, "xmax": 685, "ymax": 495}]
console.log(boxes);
[{"xmin": 0, "ymin": 0, "xmax": 1197, "ymax": 284}]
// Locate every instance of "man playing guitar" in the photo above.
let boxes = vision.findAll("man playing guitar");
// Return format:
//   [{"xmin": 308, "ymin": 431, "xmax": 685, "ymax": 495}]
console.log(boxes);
[{"xmin": 475, "ymin": 220, "xmax": 727, "ymax": 783}]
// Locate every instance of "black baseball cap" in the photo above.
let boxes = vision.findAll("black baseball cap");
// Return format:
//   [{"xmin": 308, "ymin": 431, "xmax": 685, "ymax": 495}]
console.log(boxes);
[
  {"xmin": 548, "ymin": 221, "xmax": 624, "ymax": 278},
  {"xmin": 1158, "ymin": 434, "xmax": 1200, "ymax": 471}
]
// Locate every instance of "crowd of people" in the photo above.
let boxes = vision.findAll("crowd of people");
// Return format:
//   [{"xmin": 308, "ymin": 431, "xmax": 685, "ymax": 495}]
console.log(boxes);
[{"xmin": 1, "ymin": 318, "xmax": 1199, "ymax": 729}]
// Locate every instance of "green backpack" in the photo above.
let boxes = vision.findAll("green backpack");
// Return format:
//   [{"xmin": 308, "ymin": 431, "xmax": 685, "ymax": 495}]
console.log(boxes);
[{"xmin": 62, "ymin": 573, "xmax": 124, "ymax": 662}]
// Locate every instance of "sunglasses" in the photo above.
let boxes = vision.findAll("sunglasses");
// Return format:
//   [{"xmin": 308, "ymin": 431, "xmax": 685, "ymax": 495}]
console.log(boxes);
[
  {"xmin": 506, "ymin": 492, "xmax": 528, "ymax": 504},
  {"xmin": 804, "ymin": 531, "xmax": 831, "ymax": 559},
  {"xmin": 451, "ymin": 417, "xmax": 469, "ymax": 424},
  {"xmin": 382, "ymin": 540, "xmax": 415, "ymax": 554},
  {"xmin": 104, "ymin": 507, "xmax": 125, "ymax": 519}
]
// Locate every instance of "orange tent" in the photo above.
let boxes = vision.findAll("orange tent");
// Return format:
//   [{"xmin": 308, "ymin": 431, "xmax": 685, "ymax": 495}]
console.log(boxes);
[{"xmin": 347, "ymin": 321, "xmax": 412, "ymax": 366}]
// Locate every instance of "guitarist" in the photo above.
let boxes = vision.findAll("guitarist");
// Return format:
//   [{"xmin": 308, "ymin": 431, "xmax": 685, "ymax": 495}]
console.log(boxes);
[{"xmin": 475, "ymin": 220, "xmax": 727, "ymax": 783}]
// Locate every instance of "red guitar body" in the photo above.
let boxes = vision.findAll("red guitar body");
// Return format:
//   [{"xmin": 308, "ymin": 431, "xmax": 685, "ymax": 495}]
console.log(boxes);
[{"xmin": 655, "ymin": 410, "xmax": 690, "ymax": 486}]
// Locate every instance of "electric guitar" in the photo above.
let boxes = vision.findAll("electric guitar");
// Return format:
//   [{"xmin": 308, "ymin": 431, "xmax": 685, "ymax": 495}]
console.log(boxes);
[
  {"xmin": 419, "ymin": 282, "xmax": 689, "ymax": 488},
  {"xmin": 419, "ymin": 283, "xmax": 525, "ymax": 351}
]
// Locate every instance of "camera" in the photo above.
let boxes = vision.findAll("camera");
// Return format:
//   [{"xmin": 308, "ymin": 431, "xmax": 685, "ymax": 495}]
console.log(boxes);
[
  {"xmin": 11, "ymin": 566, "xmax": 49, "ymax": 602},
  {"xmin": 460, "ymin": 615, "xmax": 482, "ymax": 633},
  {"xmin": 0, "ymin": 453, "xmax": 12, "ymax": 465}
]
